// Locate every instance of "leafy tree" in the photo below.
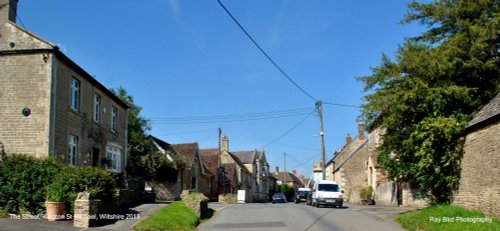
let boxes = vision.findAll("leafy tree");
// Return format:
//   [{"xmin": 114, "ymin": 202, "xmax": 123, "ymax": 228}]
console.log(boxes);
[
  {"xmin": 112, "ymin": 87, "xmax": 179, "ymax": 180},
  {"xmin": 358, "ymin": 0, "xmax": 499, "ymax": 203}
]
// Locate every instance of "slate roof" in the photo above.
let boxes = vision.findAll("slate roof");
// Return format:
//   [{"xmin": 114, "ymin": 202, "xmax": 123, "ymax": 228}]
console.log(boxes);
[
  {"xmin": 467, "ymin": 92, "xmax": 500, "ymax": 131},
  {"xmin": 231, "ymin": 151, "xmax": 255, "ymax": 164},
  {"xmin": 150, "ymin": 135, "xmax": 171, "ymax": 151}
]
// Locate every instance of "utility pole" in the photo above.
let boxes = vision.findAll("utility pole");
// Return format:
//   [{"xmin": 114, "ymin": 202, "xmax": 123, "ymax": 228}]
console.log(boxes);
[
  {"xmin": 316, "ymin": 101, "xmax": 326, "ymax": 180},
  {"xmin": 284, "ymin": 152, "xmax": 287, "ymax": 186}
]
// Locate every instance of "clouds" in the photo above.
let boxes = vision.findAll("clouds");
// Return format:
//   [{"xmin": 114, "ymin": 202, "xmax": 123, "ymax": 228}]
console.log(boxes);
[
  {"xmin": 168, "ymin": 0, "xmax": 181, "ymax": 23},
  {"xmin": 166, "ymin": 0, "xmax": 206, "ymax": 51}
]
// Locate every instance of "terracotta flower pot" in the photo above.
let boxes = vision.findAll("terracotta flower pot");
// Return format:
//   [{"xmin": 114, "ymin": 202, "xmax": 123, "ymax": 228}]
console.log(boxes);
[{"xmin": 45, "ymin": 202, "xmax": 66, "ymax": 221}]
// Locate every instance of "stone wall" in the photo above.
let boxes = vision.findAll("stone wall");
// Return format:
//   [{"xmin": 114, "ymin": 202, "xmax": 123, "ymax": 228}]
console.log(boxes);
[
  {"xmin": 375, "ymin": 182, "xmax": 398, "ymax": 206},
  {"xmin": 454, "ymin": 122, "xmax": 500, "ymax": 218},
  {"xmin": 147, "ymin": 181, "xmax": 181, "ymax": 201},
  {"xmin": 218, "ymin": 194, "xmax": 237, "ymax": 204},
  {"xmin": 0, "ymin": 51, "xmax": 53, "ymax": 158}
]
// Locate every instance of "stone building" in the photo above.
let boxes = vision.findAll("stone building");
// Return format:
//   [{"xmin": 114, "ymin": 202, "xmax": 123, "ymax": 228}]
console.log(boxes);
[
  {"xmin": 171, "ymin": 142, "xmax": 214, "ymax": 198},
  {"xmin": 0, "ymin": 0, "xmax": 128, "ymax": 172},
  {"xmin": 366, "ymin": 126, "xmax": 429, "ymax": 207},
  {"xmin": 201, "ymin": 136, "xmax": 255, "ymax": 202},
  {"xmin": 232, "ymin": 150, "xmax": 271, "ymax": 202},
  {"xmin": 454, "ymin": 93, "xmax": 500, "ymax": 217},
  {"xmin": 325, "ymin": 122, "xmax": 369, "ymax": 203},
  {"xmin": 273, "ymin": 167, "xmax": 304, "ymax": 192}
]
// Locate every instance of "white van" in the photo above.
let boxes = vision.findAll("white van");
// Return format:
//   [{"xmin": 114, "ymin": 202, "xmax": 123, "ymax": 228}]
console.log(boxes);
[{"xmin": 311, "ymin": 180, "xmax": 343, "ymax": 208}]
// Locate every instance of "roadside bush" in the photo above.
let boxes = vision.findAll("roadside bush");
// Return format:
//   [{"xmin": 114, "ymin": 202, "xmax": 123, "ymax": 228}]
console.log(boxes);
[
  {"xmin": 280, "ymin": 184, "xmax": 294, "ymax": 201},
  {"xmin": 0, "ymin": 155, "xmax": 64, "ymax": 215},
  {"xmin": 0, "ymin": 154, "xmax": 118, "ymax": 215},
  {"xmin": 52, "ymin": 166, "xmax": 118, "ymax": 213},
  {"xmin": 360, "ymin": 186, "xmax": 373, "ymax": 200}
]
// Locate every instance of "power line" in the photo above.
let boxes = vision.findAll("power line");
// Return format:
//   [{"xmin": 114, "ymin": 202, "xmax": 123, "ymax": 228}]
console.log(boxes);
[
  {"xmin": 324, "ymin": 102, "xmax": 361, "ymax": 108},
  {"xmin": 150, "ymin": 107, "xmax": 314, "ymax": 124},
  {"xmin": 217, "ymin": 0, "xmax": 317, "ymax": 102},
  {"xmin": 260, "ymin": 108, "xmax": 316, "ymax": 149}
]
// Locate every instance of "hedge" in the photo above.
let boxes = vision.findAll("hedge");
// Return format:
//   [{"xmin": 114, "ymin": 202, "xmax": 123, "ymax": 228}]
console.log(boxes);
[{"xmin": 0, "ymin": 154, "xmax": 118, "ymax": 215}]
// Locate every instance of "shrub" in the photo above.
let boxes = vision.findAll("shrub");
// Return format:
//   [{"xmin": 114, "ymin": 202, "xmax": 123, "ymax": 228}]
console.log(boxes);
[
  {"xmin": 0, "ymin": 155, "xmax": 64, "ymax": 214},
  {"xmin": 0, "ymin": 154, "xmax": 118, "ymax": 215},
  {"xmin": 360, "ymin": 186, "xmax": 373, "ymax": 200},
  {"xmin": 50, "ymin": 166, "xmax": 118, "ymax": 213}
]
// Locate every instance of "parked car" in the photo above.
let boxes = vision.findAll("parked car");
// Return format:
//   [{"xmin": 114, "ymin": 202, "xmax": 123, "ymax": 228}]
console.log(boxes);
[
  {"xmin": 311, "ymin": 180, "xmax": 343, "ymax": 208},
  {"xmin": 272, "ymin": 193, "xmax": 287, "ymax": 203},
  {"xmin": 294, "ymin": 188, "xmax": 311, "ymax": 204}
]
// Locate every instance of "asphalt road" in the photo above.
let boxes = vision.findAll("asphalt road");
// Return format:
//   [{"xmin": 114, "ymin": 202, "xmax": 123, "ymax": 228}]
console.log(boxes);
[{"xmin": 198, "ymin": 202, "xmax": 414, "ymax": 231}]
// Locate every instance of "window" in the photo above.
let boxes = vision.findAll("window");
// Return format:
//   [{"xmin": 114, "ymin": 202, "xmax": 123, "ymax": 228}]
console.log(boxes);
[
  {"xmin": 93, "ymin": 94, "xmax": 101, "ymax": 122},
  {"xmin": 106, "ymin": 145, "xmax": 122, "ymax": 172},
  {"xmin": 68, "ymin": 135, "xmax": 78, "ymax": 166},
  {"xmin": 111, "ymin": 106, "xmax": 118, "ymax": 132},
  {"xmin": 70, "ymin": 77, "xmax": 80, "ymax": 111}
]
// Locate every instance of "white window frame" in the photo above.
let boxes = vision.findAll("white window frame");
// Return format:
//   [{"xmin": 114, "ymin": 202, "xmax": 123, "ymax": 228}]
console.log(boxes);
[
  {"xmin": 93, "ymin": 94, "xmax": 101, "ymax": 122},
  {"xmin": 111, "ymin": 106, "xmax": 118, "ymax": 132},
  {"xmin": 105, "ymin": 145, "xmax": 122, "ymax": 172},
  {"xmin": 70, "ymin": 77, "xmax": 80, "ymax": 111},
  {"xmin": 68, "ymin": 135, "xmax": 78, "ymax": 166}
]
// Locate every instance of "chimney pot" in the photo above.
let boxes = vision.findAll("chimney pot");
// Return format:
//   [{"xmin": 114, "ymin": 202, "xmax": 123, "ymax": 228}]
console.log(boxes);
[
  {"xmin": 346, "ymin": 134, "xmax": 352, "ymax": 145},
  {"xmin": 220, "ymin": 136, "xmax": 229, "ymax": 152},
  {"xmin": 292, "ymin": 169, "xmax": 297, "ymax": 176},
  {"xmin": 358, "ymin": 122, "xmax": 365, "ymax": 140},
  {"xmin": 275, "ymin": 166, "xmax": 279, "ymax": 173}
]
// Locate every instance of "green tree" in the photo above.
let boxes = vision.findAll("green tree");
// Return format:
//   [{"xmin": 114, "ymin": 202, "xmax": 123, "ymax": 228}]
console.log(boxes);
[
  {"xmin": 358, "ymin": 0, "xmax": 499, "ymax": 203},
  {"xmin": 112, "ymin": 87, "xmax": 177, "ymax": 180}
]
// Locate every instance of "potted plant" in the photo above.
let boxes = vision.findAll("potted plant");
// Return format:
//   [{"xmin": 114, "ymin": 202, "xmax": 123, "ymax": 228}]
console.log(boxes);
[
  {"xmin": 360, "ymin": 186, "xmax": 375, "ymax": 205},
  {"xmin": 45, "ymin": 181, "xmax": 66, "ymax": 221}
]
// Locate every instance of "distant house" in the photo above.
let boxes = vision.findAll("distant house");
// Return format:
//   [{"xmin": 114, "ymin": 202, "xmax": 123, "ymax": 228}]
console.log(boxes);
[
  {"xmin": 232, "ymin": 150, "xmax": 271, "ymax": 202},
  {"xmin": 149, "ymin": 136, "xmax": 213, "ymax": 200},
  {"xmin": 325, "ymin": 123, "xmax": 369, "ymax": 203},
  {"xmin": 171, "ymin": 143, "xmax": 213, "ymax": 198},
  {"xmin": 273, "ymin": 166, "xmax": 304, "ymax": 192},
  {"xmin": 454, "ymin": 92, "xmax": 500, "ymax": 217},
  {"xmin": 0, "ymin": 0, "xmax": 128, "ymax": 172}
]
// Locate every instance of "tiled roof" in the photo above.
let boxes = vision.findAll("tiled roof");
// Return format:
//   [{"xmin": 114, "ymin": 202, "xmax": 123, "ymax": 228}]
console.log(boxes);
[
  {"xmin": 171, "ymin": 143, "xmax": 199, "ymax": 165},
  {"xmin": 200, "ymin": 149, "xmax": 219, "ymax": 175},
  {"xmin": 222, "ymin": 163, "xmax": 236, "ymax": 178},
  {"xmin": 273, "ymin": 172, "xmax": 303, "ymax": 185},
  {"xmin": 231, "ymin": 151, "xmax": 255, "ymax": 164},
  {"xmin": 467, "ymin": 92, "xmax": 500, "ymax": 129}
]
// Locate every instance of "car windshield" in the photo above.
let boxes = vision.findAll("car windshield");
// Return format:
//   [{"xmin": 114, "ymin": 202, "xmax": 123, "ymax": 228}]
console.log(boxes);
[
  {"xmin": 273, "ymin": 193, "xmax": 284, "ymax": 197},
  {"xmin": 318, "ymin": 184, "xmax": 339, "ymax": 192},
  {"xmin": 298, "ymin": 191, "xmax": 309, "ymax": 196}
]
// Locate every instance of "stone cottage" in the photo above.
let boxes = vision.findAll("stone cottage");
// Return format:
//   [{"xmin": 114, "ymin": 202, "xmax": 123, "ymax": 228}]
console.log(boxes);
[
  {"xmin": 232, "ymin": 150, "xmax": 271, "ymax": 202},
  {"xmin": 454, "ymin": 92, "xmax": 500, "ymax": 217},
  {"xmin": 325, "ymin": 122, "xmax": 369, "ymax": 203},
  {"xmin": 0, "ymin": 0, "xmax": 128, "ymax": 172}
]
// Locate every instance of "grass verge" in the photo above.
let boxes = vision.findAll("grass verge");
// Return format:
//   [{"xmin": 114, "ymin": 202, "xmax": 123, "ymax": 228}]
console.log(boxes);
[
  {"xmin": 133, "ymin": 201, "xmax": 199, "ymax": 231},
  {"xmin": 396, "ymin": 204, "xmax": 499, "ymax": 231}
]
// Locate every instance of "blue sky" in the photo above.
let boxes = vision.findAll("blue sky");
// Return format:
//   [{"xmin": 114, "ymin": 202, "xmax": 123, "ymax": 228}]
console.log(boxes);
[{"xmin": 19, "ymin": 0, "xmax": 426, "ymax": 178}]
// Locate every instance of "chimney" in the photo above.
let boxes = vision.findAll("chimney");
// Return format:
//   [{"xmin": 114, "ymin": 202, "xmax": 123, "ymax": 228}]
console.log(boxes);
[
  {"xmin": 0, "ymin": 0, "xmax": 18, "ymax": 26},
  {"xmin": 346, "ymin": 134, "xmax": 352, "ymax": 145},
  {"xmin": 275, "ymin": 166, "xmax": 279, "ymax": 173},
  {"xmin": 358, "ymin": 122, "xmax": 365, "ymax": 140},
  {"xmin": 300, "ymin": 174, "xmax": 305, "ymax": 184},
  {"xmin": 220, "ymin": 136, "xmax": 229, "ymax": 152},
  {"xmin": 292, "ymin": 169, "xmax": 297, "ymax": 176}
]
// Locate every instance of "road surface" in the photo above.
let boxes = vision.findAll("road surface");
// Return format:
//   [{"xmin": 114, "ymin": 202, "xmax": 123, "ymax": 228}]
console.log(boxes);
[{"xmin": 198, "ymin": 202, "xmax": 413, "ymax": 231}]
